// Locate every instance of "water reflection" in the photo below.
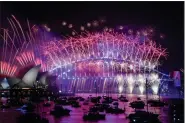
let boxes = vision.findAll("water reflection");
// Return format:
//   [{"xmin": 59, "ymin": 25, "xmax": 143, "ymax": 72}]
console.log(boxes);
[{"xmin": 0, "ymin": 94, "xmax": 171, "ymax": 123}]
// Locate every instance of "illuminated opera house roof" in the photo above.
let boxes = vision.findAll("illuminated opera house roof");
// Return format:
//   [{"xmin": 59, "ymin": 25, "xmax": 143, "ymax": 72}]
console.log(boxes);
[{"xmin": 0, "ymin": 65, "xmax": 49, "ymax": 89}]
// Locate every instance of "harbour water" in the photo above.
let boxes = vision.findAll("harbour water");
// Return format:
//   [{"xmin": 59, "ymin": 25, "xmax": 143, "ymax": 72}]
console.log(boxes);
[{"xmin": 0, "ymin": 94, "xmax": 179, "ymax": 123}]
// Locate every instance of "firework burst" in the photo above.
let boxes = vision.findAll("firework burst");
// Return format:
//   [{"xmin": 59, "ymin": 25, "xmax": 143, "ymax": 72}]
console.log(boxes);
[{"xmin": 0, "ymin": 16, "xmax": 170, "ymax": 94}]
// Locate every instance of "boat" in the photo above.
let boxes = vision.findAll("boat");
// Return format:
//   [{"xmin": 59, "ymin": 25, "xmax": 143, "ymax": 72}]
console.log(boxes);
[
  {"xmin": 127, "ymin": 78, "xmax": 160, "ymax": 122},
  {"xmin": 55, "ymin": 98, "xmax": 70, "ymax": 105},
  {"xmin": 129, "ymin": 101, "xmax": 145, "ymax": 109},
  {"xmin": 106, "ymin": 106, "xmax": 125, "ymax": 114},
  {"xmin": 102, "ymin": 97, "xmax": 113, "ymax": 104},
  {"xmin": 90, "ymin": 106, "xmax": 104, "ymax": 112},
  {"xmin": 137, "ymin": 97, "xmax": 141, "ymax": 100},
  {"xmin": 71, "ymin": 101, "xmax": 81, "ymax": 108},
  {"xmin": 68, "ymin": 97, "xmax": 78, "ymax": 101},
  {"xmin": 91, "ymin": 97, "xmax": 100, "ymax": 103},
  {"xmin": 127, "ymin": 111, "xmax": 160, "ymax": 123},
  {"xmin": 89, "ymin": 103, "xmax": 110, "ymax": 112},
  {"xmin": 112, "ymin": 101, "xmax": 119, "ymax": 106},
  {"xmin": 119, "ymin": 95, "xmax": 129, "ymax": 102},
  {"xmin": 79, "ymin": 97, "xmax": 85, "ymax": 101},
  {"xmin": 147, "ymin": 100, "xmax": 167, "ymax": 107},
  {"xmin": 83, "ymin": 111, "xmax": 105, "ymax": 121},
  {"xmin": 120, "ymin": 98, "xmax": 129, "ymax": 102},
  {"xmin": 50, "ymin": 105, "xmax": 70, "ymax": 117}
]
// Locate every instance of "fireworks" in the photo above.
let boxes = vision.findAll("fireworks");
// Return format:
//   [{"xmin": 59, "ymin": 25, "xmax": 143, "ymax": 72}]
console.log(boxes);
[
  {"xmin": 119, "ymin": 26, "xmax": 124, "ymax": 30},
  {"xmin": 42, "ymin": 30, "xmax": 167, "ymax": 94},
  {"xmin": 92, "ymin": 20, "xmax": 99, "ymax": 27},
  {"xmin": 87, "ymin": 23, "xmax": 91, "ymax": 27},
  {"xmin": 0, "ymin": 16, "xmax": 170, "ymax": 95},
  {"xmin": 80, "ymin": 26, "xmax": 85, "ymax": 31},
  {"xmin": 68, "ymin": 24, "xmax": 73, "ymax": 28},
  {"xmin": 0, "ymin": 15, "xmax": 49, "ymax": 76},
  {"xmin": 62, "ymin": 21, "xmax": 67, "ymax": 26},
  {"xmin": 0, "ymin": 62, "xmax": 17, "ymax": 76},
  {"xmin": 43, "ymin": 32, "xmax": 167, "ymax": 72}
]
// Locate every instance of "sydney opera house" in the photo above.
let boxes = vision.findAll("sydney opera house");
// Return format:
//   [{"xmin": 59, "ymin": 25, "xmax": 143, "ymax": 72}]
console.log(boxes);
[{"xmin": 0, "ymin": 65, "xmax": 51, "ymax": 90}]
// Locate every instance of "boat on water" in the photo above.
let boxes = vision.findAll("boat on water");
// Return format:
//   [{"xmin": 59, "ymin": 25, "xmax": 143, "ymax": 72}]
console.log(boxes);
[
  {"xmin": 55, "ymin": 98, "xmax": 70, "ymax": 105},
  {"xmin": 119, "ymin": 95, "xmax": 129, "ymax": 102},
  {"xmin": 112, "ymin": 101, "xmax": 119, "ymax": 106},
  {"xmin": 50, "ymin": 105, "xmax": 71, "ymax": 117},
  {"xmin": 79, "ymin": 97, "xmax": 85, "ymax": 101},
  {"xmin": 102, "ymin": 97, "xmax": 113, "ymax": 104},
  {"xmin": 91, "ymin": 97, "xmax": 100, "ymax": 103},
  {"xmin": 106, "ymin": 106, "xmax": 125, "ymax": 114},
  {"xmin": 89, "ymin": 105, "xmax": 105, "ymax": 112},
  {"xmin": 137, "ymin": 97, "xmax": 141, "ymax": 100},
  {"xmin": 147, "ymin": 100, "xmax": 167, "ymax": 107},
  {"xmin": 129, "ymin": 101, "xmax": 145, "ymax": 109},
  {"xmin": 71, "ymin": 101, "xmax": 81, "ymax": 108},
  {"xmin": 127, "ymin": 111, "xmax": 160, "ymax": 123},
  {"xmin": 83, "ymin": 111, "xmax": 106, "ymax": 121}
]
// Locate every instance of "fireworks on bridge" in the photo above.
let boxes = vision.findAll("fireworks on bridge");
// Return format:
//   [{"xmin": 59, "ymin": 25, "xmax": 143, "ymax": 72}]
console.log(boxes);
[
  {"xmin": 43, "ymin": 31, "xmax": 168, "ymax": 94},
  {"xmin": 0, "ymin": 16, "xmax": 170, "ymax": 94}
]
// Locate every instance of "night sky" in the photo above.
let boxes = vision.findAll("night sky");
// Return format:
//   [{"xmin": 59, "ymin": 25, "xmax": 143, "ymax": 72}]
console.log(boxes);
[{"xmin": 0, "ymin": 1, "xmax": 184, "ymax": 73}]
